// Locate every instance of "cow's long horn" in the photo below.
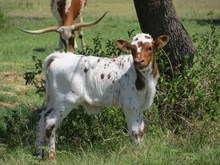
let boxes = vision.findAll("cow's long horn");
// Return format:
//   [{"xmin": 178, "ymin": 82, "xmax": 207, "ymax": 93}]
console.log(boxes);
[
  {"xmin": 18, "ymin": 26, "xmax": 59, "ymax": 34},
  {"xmin": 69, "ymin": 11, "xmax": 108, "ymax": 30}
]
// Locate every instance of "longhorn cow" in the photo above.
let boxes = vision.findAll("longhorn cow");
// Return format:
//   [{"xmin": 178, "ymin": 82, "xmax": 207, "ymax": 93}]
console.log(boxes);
[{"xmin": 19, "ymin": 0, "xmax": 107, "ymax": 52}]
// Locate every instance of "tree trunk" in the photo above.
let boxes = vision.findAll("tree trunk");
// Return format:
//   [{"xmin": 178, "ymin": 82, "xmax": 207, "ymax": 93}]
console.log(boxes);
[{"xmin": 133, "ymin": 0, "xmax": 195, "ymax": 78}]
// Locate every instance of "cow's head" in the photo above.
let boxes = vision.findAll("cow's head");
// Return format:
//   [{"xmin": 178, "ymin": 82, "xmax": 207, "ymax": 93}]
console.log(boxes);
[{"xmin": 18, "ymin": 12, "xmax": 107, "ymax": 52}]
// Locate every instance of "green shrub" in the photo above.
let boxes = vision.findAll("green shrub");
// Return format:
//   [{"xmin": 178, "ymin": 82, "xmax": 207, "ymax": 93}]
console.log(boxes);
[
  {"xmin": 0, "ymin": 105, "xmax": 37, "ymax": 148},
  {"xmin": 23, "ymin": 56, "xmax": 45, "ymax": 97},
  {"xmin": 57, "ymin": 107, "xmax": 126, "ymax": 148},
  {"xmin": 151, "ymin": 22, "xmax": 220, "ymax": 134}
]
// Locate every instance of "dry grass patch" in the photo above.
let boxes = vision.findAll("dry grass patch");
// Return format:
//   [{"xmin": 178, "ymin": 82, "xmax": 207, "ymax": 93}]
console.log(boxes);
[
  {"xmin": 0, "ymin": 102, "xmax": 15, "ymax": 108},
  {"xmin": 0, "ymin": 71, "xmax": 24, "ymax": 85}
]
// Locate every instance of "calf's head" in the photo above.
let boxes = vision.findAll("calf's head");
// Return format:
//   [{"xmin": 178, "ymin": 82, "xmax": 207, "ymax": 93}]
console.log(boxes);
[{"xmin": 116, "ymin": 33, "xmax": 169, "ymax": 71}]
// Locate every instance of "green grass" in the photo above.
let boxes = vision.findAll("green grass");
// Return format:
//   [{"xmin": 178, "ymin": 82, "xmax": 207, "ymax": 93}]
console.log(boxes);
[
  {"xmin": 0, "ymin": 0, "xmax": 220, "ymax": 164},
  {"xmin": 1, "ymin": 131, "xmax": 220, "ymax": 165}
]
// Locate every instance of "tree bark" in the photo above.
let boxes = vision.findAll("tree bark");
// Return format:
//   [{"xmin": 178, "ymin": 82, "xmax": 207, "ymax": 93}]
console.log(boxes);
[{"xmin": 133, "ymin": 0, "xmax": 195, "ymax": 77}]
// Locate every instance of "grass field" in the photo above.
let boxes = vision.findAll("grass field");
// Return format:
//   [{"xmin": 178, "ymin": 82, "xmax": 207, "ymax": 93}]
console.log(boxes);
[{"xmin": 0, "ymin": 0, "xmax": 220, "ymax": 164}]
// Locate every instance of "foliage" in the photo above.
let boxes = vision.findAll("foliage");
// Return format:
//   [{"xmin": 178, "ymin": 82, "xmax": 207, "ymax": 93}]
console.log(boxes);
[
  {"xmin": 23, "ymin": 56, "xmax": 45, "ymax": 97},
  {"xmin": 78, "ymin": 35, "xmax": 123, "ymax": 57},
  {"xmin": 58, "ymin": 107, "xmax": 127, "ymax": 148},
  {"xmin": 151, "ymin": 21, "xmax": 220, "ymax": 134},
  {"xmin": 0, "ymin": 105, "xmax": 38, "ymax": 148}
]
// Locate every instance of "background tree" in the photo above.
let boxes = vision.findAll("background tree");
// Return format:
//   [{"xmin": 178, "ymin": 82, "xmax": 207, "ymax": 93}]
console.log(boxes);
[{"xmin": 133, "ymin": 0, "xmax": 195, "ymax": 78}]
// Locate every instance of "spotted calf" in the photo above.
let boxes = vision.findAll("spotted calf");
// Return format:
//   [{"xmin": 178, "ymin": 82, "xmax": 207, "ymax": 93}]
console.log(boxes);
[{"xmin": 35, "ymin": 33, "xmax": 169, "ymax": 161}]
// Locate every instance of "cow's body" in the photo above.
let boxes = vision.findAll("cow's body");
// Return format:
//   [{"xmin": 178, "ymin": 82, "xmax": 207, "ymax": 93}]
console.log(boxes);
[
  {"xmin": 51, "ymin": 0, "xmax": 87, "ymax": 51},
  {"xmin": 35, "ymin": 33, "xmax": 169, "ymax": 161}
]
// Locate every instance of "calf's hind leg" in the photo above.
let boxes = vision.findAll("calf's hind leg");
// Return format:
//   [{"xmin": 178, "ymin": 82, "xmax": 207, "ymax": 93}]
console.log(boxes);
[
  {"xmin": 44, "ymin": 98, "xmax": 78, "ymax": 161},
  {"xmin": 35, "ymin": 107, "xmax": 53, "ymax": 159}
]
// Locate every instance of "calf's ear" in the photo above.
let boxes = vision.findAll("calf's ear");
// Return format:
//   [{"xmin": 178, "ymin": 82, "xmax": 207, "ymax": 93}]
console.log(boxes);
[
  {"xmin": 116, "ymin": 40, "xmax": 134, "ymax": 51},
  {"xmin": 153, "ymin": 35, "xmax": 169, "ymax": 49}
]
